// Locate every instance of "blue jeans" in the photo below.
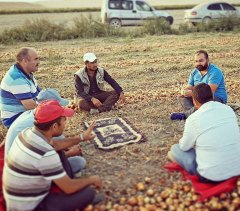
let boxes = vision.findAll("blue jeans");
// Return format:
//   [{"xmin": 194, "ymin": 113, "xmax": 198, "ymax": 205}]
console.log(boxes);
[
  {"xmin": 68, "ymin": 156, "xmax": 86, "ymax": 174},
  {"xmin": 170, "ymin": 144, "xmax": 197, "ymax": 175},
  {"xmin": 53, "ymin": 135, "xmax": 86, "ymax": 174},
  {"xmin": 179, "ymin": 96, "xmax": 225, "ymax": 118}
]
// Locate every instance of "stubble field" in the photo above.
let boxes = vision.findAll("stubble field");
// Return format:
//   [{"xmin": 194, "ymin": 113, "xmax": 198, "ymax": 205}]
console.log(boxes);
[{"xmin": 1, "ymin": 33, "xmax": 240, "ymax": 210}]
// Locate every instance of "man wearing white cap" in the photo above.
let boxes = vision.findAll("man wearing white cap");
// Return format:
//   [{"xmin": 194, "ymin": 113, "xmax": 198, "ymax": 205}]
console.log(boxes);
[
  {"xmin": 4, "ymin": 88, "xmax": 86, "ymax": 176},
  {"xmin": 74, "ymin": 53, "xmax": 125, "ymax": 114}
]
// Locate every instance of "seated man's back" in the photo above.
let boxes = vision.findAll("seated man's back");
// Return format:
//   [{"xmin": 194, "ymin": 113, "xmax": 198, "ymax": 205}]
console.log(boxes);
[{"xmin": 180, "ymin": 101, "xmax": 240, "ymax": 181}]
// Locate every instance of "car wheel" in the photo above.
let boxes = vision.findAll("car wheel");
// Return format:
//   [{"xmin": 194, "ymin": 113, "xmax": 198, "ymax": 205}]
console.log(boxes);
[
  {"xmin": 166, "ymin": 16, "xmax": 174, "ymax": 25},
  {"xmin": 202, "ymin": 17, "xmax": 211, "ymax": 25},
  {"xmin": 109, "ymin": 19, "xmax": 121, "ymax": 28}
]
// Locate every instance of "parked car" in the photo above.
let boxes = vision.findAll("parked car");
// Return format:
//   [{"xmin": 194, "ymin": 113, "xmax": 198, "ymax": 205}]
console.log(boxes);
[
  {"xmin": 101, "ymin": 0, "xmax": 174, "ymax": 27},
  {"xmin": 184, "ymin": 2, "xmax": 240, "ymax": 25}
]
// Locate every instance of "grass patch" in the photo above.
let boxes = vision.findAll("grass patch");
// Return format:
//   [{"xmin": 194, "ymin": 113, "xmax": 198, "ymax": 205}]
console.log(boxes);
[
  {"xmin": 0, "ymin": 15, "xmax": 239, "ymax": 44},
  {"xmin": 140, "ymin": 18, "xmax": 175, "ymax": 35}
]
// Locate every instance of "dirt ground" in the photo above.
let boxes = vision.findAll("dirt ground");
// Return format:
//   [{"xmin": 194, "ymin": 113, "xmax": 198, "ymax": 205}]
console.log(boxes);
[{"xmin": 1, "ymin": 33, "xmax": 240, "ymax": 210}]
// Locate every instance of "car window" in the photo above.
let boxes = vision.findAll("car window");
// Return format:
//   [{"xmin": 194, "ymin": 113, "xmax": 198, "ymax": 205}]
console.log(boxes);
[
  {"xmin": 136, "ymin": 1, "xmax": 152, "ymax": 11},
  {"xmin": 109, "ymin": 0, "xmax": 133, "ymax": 10},
  {"xmin": 221, "ymin": 3, "xmax": 236, "ymax": 11},
  {"xmin": 207, "ymin": 3, "xmax": 222, "ymax": 11}
]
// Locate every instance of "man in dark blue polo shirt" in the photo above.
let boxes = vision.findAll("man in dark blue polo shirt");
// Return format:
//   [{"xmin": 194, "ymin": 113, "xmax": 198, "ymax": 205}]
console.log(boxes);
[{"xmin": 171, "ymin": 50, "xmax": 227, "ymax": 120}]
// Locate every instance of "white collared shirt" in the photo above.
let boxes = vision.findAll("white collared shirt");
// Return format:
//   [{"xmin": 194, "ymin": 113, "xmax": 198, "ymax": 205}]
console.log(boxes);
[{"xmin": 179, "ymin": 101, "xmax": 240, "ymax": 181}]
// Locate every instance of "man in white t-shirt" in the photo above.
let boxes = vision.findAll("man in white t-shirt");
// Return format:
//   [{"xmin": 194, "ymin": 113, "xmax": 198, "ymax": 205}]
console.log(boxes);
[
  {"xmin": 167, "ymin": 83, "xmax": 240, "ymax": 182},
  {"xmin": 4, "ymin": 88, "xmax": 86, "ymax": 175},
  {"xmin": 3, "ymin": 100, "xmax": 103, "ymax": 211}
]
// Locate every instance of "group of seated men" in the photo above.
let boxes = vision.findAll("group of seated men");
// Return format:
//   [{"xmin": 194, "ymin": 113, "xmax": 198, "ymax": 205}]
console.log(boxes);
[{"xmin": 0, "ymin": 47, "xmax": 240, "ymax": 210}]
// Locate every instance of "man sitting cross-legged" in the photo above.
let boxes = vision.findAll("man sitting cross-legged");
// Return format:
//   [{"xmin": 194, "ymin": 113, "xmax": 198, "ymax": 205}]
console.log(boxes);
[
  {"xmin": 3, "ymin": 100, "xmax": 103, "ymax": 211},
  {"xmin": 4, "ymin": 88, "xmax": 86, "ymax": 176},
  {"xmin": 167, "ymin": 83, "xmax": 240, "ymax": 182}
]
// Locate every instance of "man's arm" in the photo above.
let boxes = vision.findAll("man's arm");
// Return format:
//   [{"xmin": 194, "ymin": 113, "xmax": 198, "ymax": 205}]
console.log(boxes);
[
  {"xmin": 51, "ymin": 136, "xmax": 81, "ymax": 151},
  {"xmin": 74, "ymin": 75, "xmax": 93, "ymax": 102},
  {"xmin": 51, "ymin": 121, "xmax": 96, "ymax": 151},
  {"xmin": 207, "ymin": 67, "xmax": 223, "ymax": 95},
  {"xmin": 103, "ymin": 70, "xmax": 123, "ymax": 95},
  {"xmin": 53, "ymin": 174, "xmax": 102, "ymax": 194},
  {"xmin": 179, "ymin": 119, "xmax": 196, "ymax": 151},
  {"xmin": 20, "ymin": 99, "xmax": 37, "ymax": 110}
]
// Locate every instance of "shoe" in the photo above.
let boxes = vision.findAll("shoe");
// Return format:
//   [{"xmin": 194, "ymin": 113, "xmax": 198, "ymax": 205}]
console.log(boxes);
[
  {"xmin": 170, "ymin": 112, "xmax": 186, "ymax": 120},
  {"xmin": 92, "ymin": 192, "xmax": 105, "ymax": 205},
  {"xmin": 90, "ymin": 109, "xmax": 99, "ymax": 115}
]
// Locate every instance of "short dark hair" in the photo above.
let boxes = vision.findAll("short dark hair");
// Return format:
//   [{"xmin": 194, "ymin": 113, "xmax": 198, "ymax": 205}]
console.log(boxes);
[
  {"xmin": 195, "ymin": 50, "xmax": 209, "ymax": 60},
  {"xmin": 34, "ymin": 116, "xmax": 62, "ymax": 131},
  {"xmin": 192, "ymin": 83, "xmax": 213, "ymax": 104}
]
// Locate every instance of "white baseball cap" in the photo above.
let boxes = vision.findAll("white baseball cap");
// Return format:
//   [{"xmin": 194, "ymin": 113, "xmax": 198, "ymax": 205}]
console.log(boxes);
[{"xmin": 83, "ymin": 53, "xmax": 97, "ymax": 62}]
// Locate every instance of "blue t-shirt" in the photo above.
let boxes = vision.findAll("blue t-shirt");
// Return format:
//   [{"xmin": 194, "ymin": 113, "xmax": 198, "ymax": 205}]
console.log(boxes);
[{"xmin": 188, "ymin": 64, "xmax": 227, "ymax": 103}]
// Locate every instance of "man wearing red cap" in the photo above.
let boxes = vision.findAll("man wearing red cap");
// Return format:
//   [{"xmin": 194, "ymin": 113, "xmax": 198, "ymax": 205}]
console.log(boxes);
[{"xmin": 3, "ymin": 100, "xmax": 103, "ymax": 211}]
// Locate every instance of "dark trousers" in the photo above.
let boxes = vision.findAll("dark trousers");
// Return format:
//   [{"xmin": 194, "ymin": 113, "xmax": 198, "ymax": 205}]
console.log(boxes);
[
  {"xmin": 35, "ymin": 187, "xmax": 95, "ymax": 211},
  {"xmin": 179, "ymin": 96, "xmax": 224, "ymax": 118},
  {"xmin": 80, "ymin": 91, "xmax": 119, "ymax": 112},
  {"xmin": 34, "ymin": 151, "xmax": 95, "ymax": 211}
]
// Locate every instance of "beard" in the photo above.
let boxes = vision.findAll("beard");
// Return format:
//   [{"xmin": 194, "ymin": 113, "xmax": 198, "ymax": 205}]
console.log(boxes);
[{"xmin": 196, "ymin": 63, "xmax": 208, "ymax": 71}]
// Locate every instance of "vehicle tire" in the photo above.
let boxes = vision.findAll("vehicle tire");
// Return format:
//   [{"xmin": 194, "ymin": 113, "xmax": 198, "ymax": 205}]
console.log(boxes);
[
  {"xmin": 202, "ymin": 17, "xmax": 211, "ymax": 25},
  {"xmin": 109, "ymin": 19, "xmax": 121, "ymax": 28},
  {"xmin": 166, "ymin": 16, "xmax": 174, "ymax": 25}
]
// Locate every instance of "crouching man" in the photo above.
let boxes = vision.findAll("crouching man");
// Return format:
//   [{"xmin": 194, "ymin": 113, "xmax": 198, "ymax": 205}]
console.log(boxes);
[
  {"xmin": 167, "ymin": 83, "xmax": 240, "ymax": 182},
  {"xmin": 3, "ymin": 100, "xmax": 102, "ymax": 211}
]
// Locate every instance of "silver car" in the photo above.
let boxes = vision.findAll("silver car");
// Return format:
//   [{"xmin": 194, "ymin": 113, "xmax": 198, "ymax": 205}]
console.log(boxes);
[
  {"xmin": 184, "ymin": 2, "xmax": 240, "ymax": 25},
  {"xmin": 101, "ymin": 0, "xmax": 174, "ymax": 27}
]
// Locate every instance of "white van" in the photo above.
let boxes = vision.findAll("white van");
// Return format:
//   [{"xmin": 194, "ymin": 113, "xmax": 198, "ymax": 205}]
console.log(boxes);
[{"xmin": 101, "ymin": 0, "xmax": 174, "ymax": 27}]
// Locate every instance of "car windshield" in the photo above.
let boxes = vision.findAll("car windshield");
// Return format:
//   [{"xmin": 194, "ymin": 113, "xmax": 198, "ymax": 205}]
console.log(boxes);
[{"xmin": 136, "ymin": 1, "xmax": 152, "ymax": 11}]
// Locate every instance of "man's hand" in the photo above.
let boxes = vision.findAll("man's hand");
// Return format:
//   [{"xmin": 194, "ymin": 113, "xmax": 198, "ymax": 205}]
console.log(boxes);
[
  {"xmin": 181, "ymin": 89, "xmax": 193, "ymax": 97},
  {"xmin": 89, "ymin": 175, "xmax": 102, "ymax": 188},
  {"xmin": 65, "ymin": 145, "xmax": 82, "ymax": 157},
  {"xmin": 91, "ymin": 98, "xmax": 102, "ymax": 107},
  {"xmin": 82, "ymin": 121, "xmax": 96, "ymax": 141},
  {"xmin": 119, "ymin": 92, "xmax": 126, "ymax": 103}
]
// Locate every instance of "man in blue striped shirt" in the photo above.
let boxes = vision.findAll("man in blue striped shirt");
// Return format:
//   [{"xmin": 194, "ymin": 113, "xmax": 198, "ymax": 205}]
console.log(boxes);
[{"xmin": 0, "ymin": 47, "xmax": 41, "ymax": 128}]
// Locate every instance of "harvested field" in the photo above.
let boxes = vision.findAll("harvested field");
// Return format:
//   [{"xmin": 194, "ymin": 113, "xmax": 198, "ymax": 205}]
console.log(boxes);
[{"xmin": 1, "ymin": 33, "xmax": 240, "ymax": 210}]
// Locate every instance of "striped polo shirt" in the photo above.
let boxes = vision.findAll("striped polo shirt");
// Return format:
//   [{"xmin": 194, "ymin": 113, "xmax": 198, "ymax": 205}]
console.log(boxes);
[
  {"xmin": 0, "ymin": 64, "xmax": 40, "ymax": 127},
  {"xmin": 3, "ymin": 128, "xmax": 66, "ymax": 211}
]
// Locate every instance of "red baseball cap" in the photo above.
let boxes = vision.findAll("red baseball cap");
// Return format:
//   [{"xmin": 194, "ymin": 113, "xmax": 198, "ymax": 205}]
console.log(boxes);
[{"xmin": 34, "ymin": 100, "xmax": 74, "ymax": 123}]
